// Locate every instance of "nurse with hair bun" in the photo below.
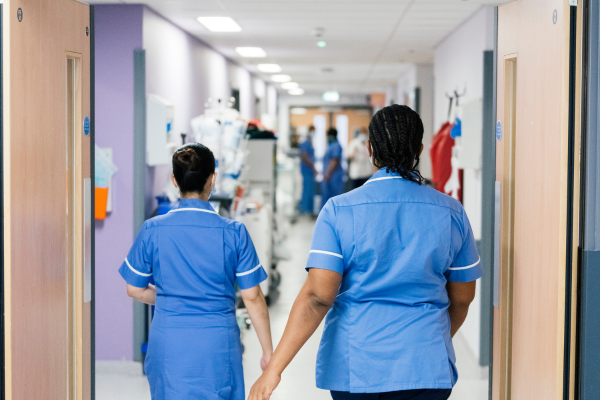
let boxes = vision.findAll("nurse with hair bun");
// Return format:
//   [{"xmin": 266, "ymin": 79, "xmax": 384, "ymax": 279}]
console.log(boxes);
[{"xmin": 119, "ymin": 143, "xmax": 273, "ymax": 400}]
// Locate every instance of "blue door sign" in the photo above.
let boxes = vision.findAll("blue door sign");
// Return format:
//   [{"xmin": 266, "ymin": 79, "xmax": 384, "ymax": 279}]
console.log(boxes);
[
  {"xmin": 496, "ymin": 121, "xmax": 502, "ymax": 141},
  {"xmin": 83, "ymin": 116, "xmax": 90, "ymax": 136}
]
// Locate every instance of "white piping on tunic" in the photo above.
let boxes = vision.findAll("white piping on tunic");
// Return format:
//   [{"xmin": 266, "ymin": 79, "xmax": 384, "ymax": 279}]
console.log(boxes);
[
  {"xmin": 365, "ymin": 176, "xmax": 403, "ymax": 184},
  {"xmin": 125, "ymin": 258, "xmax": 153, "ymax": 277},
  {"xmin": 168, "ymin": 208, "xmax": 218, "ymax": 215},
  {"xmin": 236, "ymin": 264, "xmax": 262, "ymax": 277},
  {"xmin": 449, "ymin": 257, "xmax": 481, "ymax": 271},
  {"xmin": 310, "ymin": 250, "xmax": 344, "ymax": 259}
]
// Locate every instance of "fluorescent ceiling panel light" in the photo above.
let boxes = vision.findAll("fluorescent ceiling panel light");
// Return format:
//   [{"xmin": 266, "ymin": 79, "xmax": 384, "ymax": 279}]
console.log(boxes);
[
  {"xmin": 323, "ymin": 91, "xmax": 340, "ymax": 102},
  {"xmin": 281, "ymin": 82, "xmax": 299, "ymax": 90},
  {"xmin": 317, "ymin": 41, "xmax": 327, "ymax": 48},
  {"xmin": 197, "ymin": 17, "xmax": 241, "ymax": 32},
  {"xmin": 288, "ymin": 88, "xmax": 305, "ymax": 96},
  {"xmin": 271, "ymin": 74, "xmax": 292, "ymax": 83},
  {"xmin": 235, "ymin": 47, "xmax": 266, "ymax": 57},
  {"xmin": 257, "ymin": 64, "xmax": 282, "ymax": 73}
]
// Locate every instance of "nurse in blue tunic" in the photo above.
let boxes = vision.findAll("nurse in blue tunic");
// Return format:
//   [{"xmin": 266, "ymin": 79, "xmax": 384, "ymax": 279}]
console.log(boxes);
[
  {"xmin": 299, "ymin": 126, "xmax": 317, "ymax": 215},
  {"xmin": 321, "ymin": 127, "xmax": 344, "ymax": 210},
  {"xmin": 120, "ymin": 143, "xmax": 273, "ymax": 400},
  {"xmin": 249, "ymin": 105, "xmax": 483, "ymax": 400}
]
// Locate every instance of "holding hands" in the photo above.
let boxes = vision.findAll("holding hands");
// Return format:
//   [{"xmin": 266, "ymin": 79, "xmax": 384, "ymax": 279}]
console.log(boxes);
[{"xmin": 247, "ymin": 268, "xmax": 341, "ymax": 400}]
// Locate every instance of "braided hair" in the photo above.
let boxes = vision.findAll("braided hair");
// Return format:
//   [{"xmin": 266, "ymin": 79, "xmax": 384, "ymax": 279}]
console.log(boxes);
[
  {"xmin": 172, "ymin": 143, "xmax": 215, "ymax": 194},
  {"xmin": 368, "ymin": 104, "xmax": 424, "ymax": 184}
]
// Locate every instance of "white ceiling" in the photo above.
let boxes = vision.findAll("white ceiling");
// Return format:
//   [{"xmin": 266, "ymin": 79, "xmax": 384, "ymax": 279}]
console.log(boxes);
[{"xmin": 90, "ymin": 0, "xmax": 508, "ymax": 95}]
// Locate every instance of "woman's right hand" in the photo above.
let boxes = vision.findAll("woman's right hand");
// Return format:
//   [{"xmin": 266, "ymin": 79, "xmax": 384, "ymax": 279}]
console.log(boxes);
[
  {"xmin": 248, "ymin": 370, "xmax": 281, "ymax": 400},
  {"xmin": 260, "ymin": 352, "xmax": 271, "ymax": 371}
]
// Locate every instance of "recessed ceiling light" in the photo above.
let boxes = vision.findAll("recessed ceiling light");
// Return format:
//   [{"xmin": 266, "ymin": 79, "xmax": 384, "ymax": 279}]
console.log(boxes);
[
  {"xmin": 288, "ymin": 88, "xmax": 305, "ymax": 96},
  {"xmin": 271, "ymin": 74, "xmax": 292, "ymax": 83},
  {"xmin": 257, "ymin": 64, "xmax": 282, "ymax": 73},
  {"xmin": 281, "ymin": 82, "xmax": 299, "ymax": 90},
  {"xmin": 235, "ymin": 47, "xmax": 267, "ymax": 58},
  {"xmin": 323, "ymin": 91, "xmax": 340, "ymax": 102},
  {"xmin": 197, "ymin": 17, "xmax": 241, "ymax": 32},
  {"xmin": 317, "ymin": 41, "xmax": 327, "ymax": 48}
]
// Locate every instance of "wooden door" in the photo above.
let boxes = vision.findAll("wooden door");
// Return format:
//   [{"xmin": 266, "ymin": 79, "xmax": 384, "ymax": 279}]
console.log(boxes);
[
  {"xmin": 493, "ymin": 1, "xmax": 581, "ymax": 399},
  {"xmin": 3, "ymin": 0, "xmax": 92, "ymax": 399}
]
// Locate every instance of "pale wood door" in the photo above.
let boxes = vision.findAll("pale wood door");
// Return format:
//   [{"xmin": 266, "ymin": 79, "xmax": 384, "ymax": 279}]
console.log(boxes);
[
  {"xmin": 493, "ymin": 1, "xmax": 580, "ymax": 399},
  {"xmin": 3, "ymin": 0, "xmax": 91, "ymax": 399}
]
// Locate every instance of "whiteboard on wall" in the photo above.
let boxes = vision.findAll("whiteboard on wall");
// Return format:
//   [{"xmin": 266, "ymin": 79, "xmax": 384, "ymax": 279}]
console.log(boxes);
[{"xmin": 459, "ymin": 98, "xmax": 483, "ymax": 169}]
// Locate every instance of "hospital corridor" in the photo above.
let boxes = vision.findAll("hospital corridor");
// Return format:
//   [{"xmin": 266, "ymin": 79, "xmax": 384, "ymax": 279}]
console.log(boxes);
[{"xmin": 1, "ymin": 0, "xmax": 600, "ymax": 400}]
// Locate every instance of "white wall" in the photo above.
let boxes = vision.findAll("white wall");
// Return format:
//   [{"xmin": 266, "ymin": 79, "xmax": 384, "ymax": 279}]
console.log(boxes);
[
  {"xmin": 267, "ymin": 85, "xmax": 278, "ymax": 118},
  {"xmin": 396, "ymin": 64, "xmax": 434, "ymax": 179},
  {"xmin": 433, "ymin": 5, "xmax": 494, "ymax": 362},
  {"xmin": 228, "ymin": 64, "xmax": 253, "ymax": 119},
  {"xmin": 434, "ymin": 6, "xmax": 494, "ymax": 129},
  {"xmin": 143, "ymin": 7, "xmax": 271, "ymax": 211}
]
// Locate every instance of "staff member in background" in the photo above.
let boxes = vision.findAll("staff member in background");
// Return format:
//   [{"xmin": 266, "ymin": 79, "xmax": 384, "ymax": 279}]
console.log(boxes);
[
  {"xmin": 299, "ymin": 126, "xmax": 317, "ymax": 215},
  {"xmin": 321, "ymin": 127, "xmax": 344, "ymax": 209},
  {"xmin": 347, "ymin": 127, "xmax": 372, "ymax": 188},
  {"xmin": 119, "ymin": 143, "xmax": 273, "ymax": 400},
  {"xmin": 249, "ymin": 105, "xmax": 482, "ymax": 400}
]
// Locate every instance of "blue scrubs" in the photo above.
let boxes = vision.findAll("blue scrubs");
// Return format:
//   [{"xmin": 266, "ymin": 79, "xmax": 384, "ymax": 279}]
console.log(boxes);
[
  {"xmin": 321, "ymin": 140, "xmax": 344, "ymax": 209},
  {"xmin": 307, "ymin": 168, "xmax": 483, "ymax": 393},
  {"xmin": 119, "ymin": 199, "xmax": 267, "ymax": 400},
  {"xmin": 299, "ymin": 139, "xmax": 315, "ymax": 214}
]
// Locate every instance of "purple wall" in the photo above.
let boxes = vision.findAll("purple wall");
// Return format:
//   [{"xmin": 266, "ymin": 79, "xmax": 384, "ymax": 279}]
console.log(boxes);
[{"xmin": 94, "ymin": 5, "xmax": 144, "ymax": 361}]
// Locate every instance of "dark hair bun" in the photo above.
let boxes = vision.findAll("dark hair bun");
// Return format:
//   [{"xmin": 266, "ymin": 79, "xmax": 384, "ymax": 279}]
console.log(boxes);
[
  {"xmin": 173, "ymin": 148, "xmax": 201, "ymax": 171},
  {"xmin": 172, "ymin": 143, "xmax": 215, "ymax": 194}
]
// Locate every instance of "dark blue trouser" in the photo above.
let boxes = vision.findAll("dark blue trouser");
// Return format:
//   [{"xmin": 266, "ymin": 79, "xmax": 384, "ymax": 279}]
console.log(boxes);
[
  {"xmin": 300, "ymin": 171, "xmax": 315, "ymax": 214},
  {"xmin": 331, "ymin": 389, "xmax": 452, "ymax": 400}
]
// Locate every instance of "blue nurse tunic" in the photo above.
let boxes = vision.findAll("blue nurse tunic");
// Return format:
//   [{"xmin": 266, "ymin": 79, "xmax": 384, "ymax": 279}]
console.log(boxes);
[
  {"xmin": 321, "ymin": 140, "xmax": 344, "ymax": 209},
  {"xmin": 307, "ymin": 168, "xmax": 483, "ymax": 393},
  {"xmin": 299, "ymin": 139, "xmax": 316, "ymax": 214},
  {"xmin": 118, "ymin": 199, "xmax": 267, "ymax": 400}
]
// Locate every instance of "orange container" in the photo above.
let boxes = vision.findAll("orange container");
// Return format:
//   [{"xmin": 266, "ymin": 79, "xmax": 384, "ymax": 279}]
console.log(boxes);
[{"xmin": 95, "ymin": 187, "xmax": 109, "ymax": 219}]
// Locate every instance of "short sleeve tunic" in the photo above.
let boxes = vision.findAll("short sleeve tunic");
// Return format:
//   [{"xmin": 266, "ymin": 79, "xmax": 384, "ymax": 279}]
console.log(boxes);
[
  {"xmin": 306, "ymin": 168, "xmax": 483, "ymax": 393},
  {"xmin": 119, "ymin": 199, "xmax": 267, "ymax": 400}
]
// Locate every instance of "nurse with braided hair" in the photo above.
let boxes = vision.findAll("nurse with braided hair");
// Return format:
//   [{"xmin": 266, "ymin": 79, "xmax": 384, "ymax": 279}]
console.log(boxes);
[{"xmin": 249, "ymin": 105, "xmax": 482, "ymax": 400}]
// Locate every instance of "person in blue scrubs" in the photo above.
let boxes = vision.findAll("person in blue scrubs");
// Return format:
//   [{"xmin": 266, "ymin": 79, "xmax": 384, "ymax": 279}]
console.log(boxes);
[
  {"xmin": 249, "ymin": 105, "xmax": 483, "ymax": 400},
  {"xmin": 321, "ymin": 127, "xmax": 344, "ymax": 209},
  {"xmin": 299, "ymin": 126, "xmax": 317, "ymax": 215},
  {"xmin": 120, "ymin": 143, "xmax": 273, "ymax": 400}
]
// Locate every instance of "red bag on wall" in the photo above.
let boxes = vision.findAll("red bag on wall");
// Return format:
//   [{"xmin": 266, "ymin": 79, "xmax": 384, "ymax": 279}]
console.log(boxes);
[{"xmin": 430, "ymin": 122, "xmax": 455, "ymax": 194}]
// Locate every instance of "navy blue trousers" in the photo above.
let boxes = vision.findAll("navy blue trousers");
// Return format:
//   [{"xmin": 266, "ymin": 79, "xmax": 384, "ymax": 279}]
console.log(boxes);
[{"xmin": 331, "ymin": 389, "xmax": 452, "ymax": 400}]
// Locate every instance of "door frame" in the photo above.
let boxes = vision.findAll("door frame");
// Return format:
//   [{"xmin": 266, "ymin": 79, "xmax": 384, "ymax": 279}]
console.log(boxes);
[
  {"xmin": 90, "ymin": 6, "xmax": 96, "ymax": 399},
  {"xmin": 576, "ymin": 0, "xmax": 600, "ymax": 398},
  {"xmin": 0, "ymin": 3, "xmax": 4, "ymax": 399}
]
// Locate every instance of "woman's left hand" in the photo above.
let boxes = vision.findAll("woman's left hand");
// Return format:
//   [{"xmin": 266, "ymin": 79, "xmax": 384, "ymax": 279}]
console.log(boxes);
[
  {"xmin": 260, "ymin": 352, "xmax": 271, "ymax": 371},
  {"xmin": 248, "ymin": 370, "xmax": 281, "ymax": 400}
]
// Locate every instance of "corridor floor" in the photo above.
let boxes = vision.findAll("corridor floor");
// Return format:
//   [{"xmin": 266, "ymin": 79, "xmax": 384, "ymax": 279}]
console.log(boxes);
[{"xmin": 96, "ymin": 217, "xmax": 488, "ymax": 400}]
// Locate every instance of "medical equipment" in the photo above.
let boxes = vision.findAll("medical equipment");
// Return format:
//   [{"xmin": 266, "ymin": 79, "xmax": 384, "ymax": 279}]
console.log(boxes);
[
  {"xmin": 191, "ymin": 100, "xmax": 282, "ymax": 310},
  {"xmin": 191, "ymin": 98, "xmax": 248, "ymax": 194}
]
